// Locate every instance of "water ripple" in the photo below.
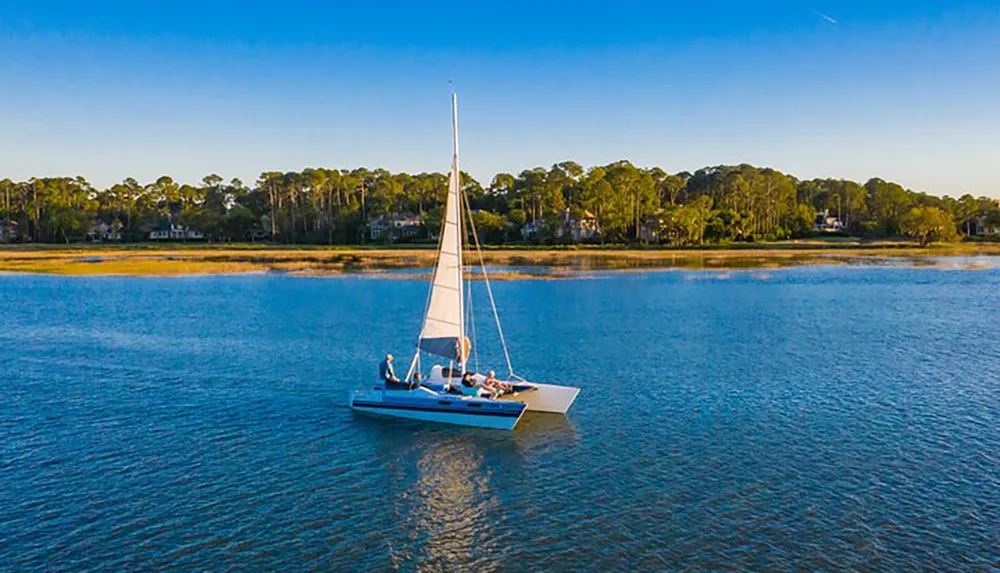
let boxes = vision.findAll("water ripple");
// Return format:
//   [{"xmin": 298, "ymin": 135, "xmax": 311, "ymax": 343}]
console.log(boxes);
[{"xmin": 2, "ymin": 267, "xmax": 999, "ymax": 571}]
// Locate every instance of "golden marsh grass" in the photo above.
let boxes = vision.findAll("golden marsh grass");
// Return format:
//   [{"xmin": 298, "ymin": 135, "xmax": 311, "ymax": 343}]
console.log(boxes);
[{"xmin": 1, "ymin": 242, "xmax": 998, "ymax": 277}]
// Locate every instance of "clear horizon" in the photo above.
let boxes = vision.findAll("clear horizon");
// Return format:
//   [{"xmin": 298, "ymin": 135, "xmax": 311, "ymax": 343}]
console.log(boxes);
[{"xmin": 1, "ymin": 0, "xmax": 998, "ymax": 197}]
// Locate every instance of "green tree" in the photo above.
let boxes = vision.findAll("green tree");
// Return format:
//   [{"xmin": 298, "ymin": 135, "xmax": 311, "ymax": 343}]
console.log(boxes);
[
  {"xmin": 900, "ymin": 206, "xmax": 959, "ymax": 245},
  {"xmin": 955, "ymin": 194, "xmax": 979, "ymax": 236},
  {"xmin": 865, "ymin": 178, "xmax": 911, "ymax": 235},
  {"xmin": 784, "ymin": 203, "xmax": 816, "ymax": 237},
  {"xmin": 658, "ymin": 196, "xmax": 714, "ymax": 245},
  {"xmin": 471, "ymin": 210, "xmax": 508, "ymax": 244},
  {"xmin": 658, "ymin": 174, "xmax": 686, "ymax": 205}
]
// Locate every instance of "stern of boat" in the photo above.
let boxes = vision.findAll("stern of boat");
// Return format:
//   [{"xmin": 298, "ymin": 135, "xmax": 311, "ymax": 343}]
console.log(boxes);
[{"xmin": 502, "ymin": 382, "xmax": 580, "ymax": 414}]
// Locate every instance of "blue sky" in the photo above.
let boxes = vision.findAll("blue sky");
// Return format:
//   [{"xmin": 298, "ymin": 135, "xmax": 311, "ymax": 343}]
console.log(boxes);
[{"xmin": 1, "ymin": 0, "xmax": 998, "ymax": 196}]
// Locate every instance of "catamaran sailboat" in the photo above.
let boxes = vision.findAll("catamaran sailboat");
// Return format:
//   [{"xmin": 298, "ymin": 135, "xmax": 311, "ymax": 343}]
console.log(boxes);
[{"xmin": 349, "ymin": 93, "xmax": 580, "ymax": 430}]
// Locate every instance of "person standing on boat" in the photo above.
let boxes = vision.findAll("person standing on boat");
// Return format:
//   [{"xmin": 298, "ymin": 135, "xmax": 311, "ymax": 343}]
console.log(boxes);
[{"xmin": 379, "ymin": 354, "xmax": 400, "ymax": 384}]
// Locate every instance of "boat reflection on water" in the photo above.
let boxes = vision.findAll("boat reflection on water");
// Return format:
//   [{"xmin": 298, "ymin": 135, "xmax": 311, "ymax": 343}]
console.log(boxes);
[
  {"xmin": 356, "ymin": 413, "xmax": 578, "ymax": 569},
  {"xmin": 509, "ymin": 412, "xmax": 579, "ymax": 448}
]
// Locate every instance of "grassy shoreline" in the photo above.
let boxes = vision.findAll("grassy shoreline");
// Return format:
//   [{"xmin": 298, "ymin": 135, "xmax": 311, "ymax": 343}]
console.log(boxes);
[{"xmin": 1, "ymin": 240, "xmax": 998, "ymax": 277}]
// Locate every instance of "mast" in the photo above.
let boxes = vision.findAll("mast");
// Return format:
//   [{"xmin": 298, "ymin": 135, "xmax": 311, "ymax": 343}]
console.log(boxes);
[{"xmin": 452, "ymin": 92, "xmax": 466, "ymax": 374}]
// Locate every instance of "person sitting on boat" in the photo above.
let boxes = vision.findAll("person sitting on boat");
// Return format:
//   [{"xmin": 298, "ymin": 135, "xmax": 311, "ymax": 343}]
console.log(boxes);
[
  {"xmin": 380, "ymin": 354, "xmax": 400, "ymax": 383},
  {"xmin": 482, "ymin": 370, "xmax": 512, "ymax": 395},
  {"xmin": 379, "ymin": 354, "xmax": 419, "ymax": 390},
  {"xmin": 460, "ymin": 371, "xmax": 493, "ymax": 398},
  {"xmin": 412, "ymin": 371, "xmax": 431, "ymax": 390}
]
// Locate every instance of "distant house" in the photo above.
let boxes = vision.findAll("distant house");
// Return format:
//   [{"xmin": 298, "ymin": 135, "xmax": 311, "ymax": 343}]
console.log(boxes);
[
  {"xmin": 368, "ymin": 218, "xmax": 390, "ymax": 241},
  {"xmin": 394, "ymin": 214, "xmax": 424, "ymax": 239},
  {"xmin": 977, "ymin": 199, "xmax": 1000, "ymax": 236},
  {"xmin": 554, "ymin": 209, "xmax": 600, "ymax": 242},
  {"xmin": 150, "ymin": 219, "xmax": 204, "ymax": 241},
  {"xmin": 369, "ymin": 213, "xmax": 424, "ymax": 241},
  {"xmin": 87, "ymin": 221, "xmax": 122, "ymax": 242},
  {"xmin": 520, "ymin": 220, "xmax": 541, "ymax": 240},
  {"xmin": 639, "ymin": 214, "xmax": 664, "ymax": 243},
  {"xmin": 815, "ymin": 209, "xmax": 844, "ymax": 233},
  {"xmin": 974, "ymin": 217, "xmax": 999, "ymax": 237},
  {"xmin": 0, "ymin": 219, "xmax": 18, "ymax": 243}
]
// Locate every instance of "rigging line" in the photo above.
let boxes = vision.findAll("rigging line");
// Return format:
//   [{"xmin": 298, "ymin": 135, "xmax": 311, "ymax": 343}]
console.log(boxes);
[
  {"xmin": 467, "ymin": 270, "xmax": 479, "ymax": 373},
  {"xmin": 456, "ymin": 171, "xmax": 466, "ymax": 374},
  {"xmin": 404, "ymin": 351, "xmax": 420, "ymax": 384},
  {"xmin": 461, "ymin": 185, "xmax": 516, "ymax": 379}
]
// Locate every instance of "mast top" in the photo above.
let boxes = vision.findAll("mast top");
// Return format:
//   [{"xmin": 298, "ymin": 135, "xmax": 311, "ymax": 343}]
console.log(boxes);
[{"xmin": 451, "ymin": 91, "xmax": 459, "ymax": 162}]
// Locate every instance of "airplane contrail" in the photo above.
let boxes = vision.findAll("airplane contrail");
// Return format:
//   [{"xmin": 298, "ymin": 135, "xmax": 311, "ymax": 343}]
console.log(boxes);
[{"xmin": 814, "ymin": 10, "xmax": 838, "ymax": 25}]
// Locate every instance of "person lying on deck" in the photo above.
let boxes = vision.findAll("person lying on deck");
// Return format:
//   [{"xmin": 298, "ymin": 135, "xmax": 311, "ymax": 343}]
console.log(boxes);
[{"xmin": 482, "ymin": 371, "xmax": 512, "ymax": 395}]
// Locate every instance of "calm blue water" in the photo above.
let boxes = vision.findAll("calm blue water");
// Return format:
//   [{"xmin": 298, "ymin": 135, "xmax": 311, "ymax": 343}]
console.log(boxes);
[{"xmin": 1, "ymin": 264, "xmax": 999, "ymax": 571}]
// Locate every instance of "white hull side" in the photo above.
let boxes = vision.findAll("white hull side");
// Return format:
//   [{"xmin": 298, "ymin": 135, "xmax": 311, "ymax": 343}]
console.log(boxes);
[{"xmin": 503, "ymin": 383, "xmax": 580, "ymax": 414}]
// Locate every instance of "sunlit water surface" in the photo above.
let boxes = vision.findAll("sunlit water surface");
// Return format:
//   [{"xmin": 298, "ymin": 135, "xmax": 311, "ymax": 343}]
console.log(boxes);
[{"xmin": 2, "ymin": 262, "xmax": 999, "ymax": 571}]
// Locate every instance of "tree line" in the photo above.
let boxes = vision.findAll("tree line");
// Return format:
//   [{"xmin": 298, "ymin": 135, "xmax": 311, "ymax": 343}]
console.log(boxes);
[{"xmin": 1, "ymin": 162, "xmax": 998, "ymax": 245}]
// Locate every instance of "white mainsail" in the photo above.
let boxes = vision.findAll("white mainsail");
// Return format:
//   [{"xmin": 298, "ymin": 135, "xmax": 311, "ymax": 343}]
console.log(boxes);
[{"xmin": 417, "ymin": 93, "xmax": 467, "ymax": 362}]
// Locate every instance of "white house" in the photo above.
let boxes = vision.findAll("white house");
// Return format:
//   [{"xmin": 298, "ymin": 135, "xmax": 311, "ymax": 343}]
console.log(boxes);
[
  {"xmin": 554, "ymin": 209, "xmax": 600, "ymax": 242},
  {"xmin": 369, "ymin": 213, "xmax": 423, "ymax": 241},
  {"xmin": 638, "ymin": 213, "xmax": 667, "ymax": 243},
  {"xmin": 150, "ymin": 221, "xmax": 204, "ymax": 241},
  {"xmin": 0, "ymin": 219, "xmax": 18, "ymax": 243},
  {"xmin": 975, "ymin": 199, "xmax": 1000, "ymax": 236},
  {"xmin": 815, "ymin": 209, "xmax": 844, "ymax": 233},
  {"xmin": 520, "ymin": 220, "xmax": 541, "ymax": 240},
  {"xmin": 87, "ymin": 221, "xmax": 122, "ymax": 242},
  {"xmin": 974, "ymin": 217, "xmax": 999, "ymax": 237}
]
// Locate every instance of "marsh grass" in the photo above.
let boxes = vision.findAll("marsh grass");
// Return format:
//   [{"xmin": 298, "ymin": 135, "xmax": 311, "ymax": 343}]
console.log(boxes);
[{"xmin": 1, "ymin": 242, "xmax": 998, "ymax": 277}]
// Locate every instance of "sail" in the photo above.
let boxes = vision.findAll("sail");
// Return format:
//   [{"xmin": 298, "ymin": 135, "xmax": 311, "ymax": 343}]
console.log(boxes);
[{"xmin": 418, "ymin": 94, "xmax": 467, "ymax": 361}]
